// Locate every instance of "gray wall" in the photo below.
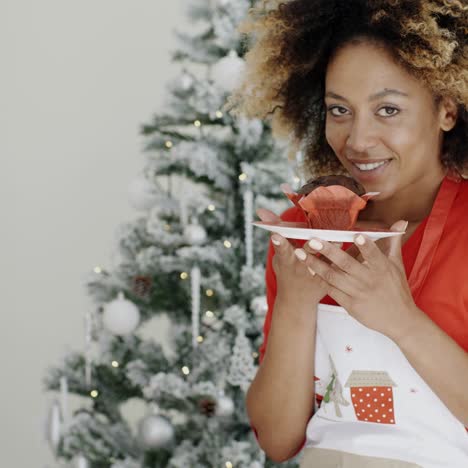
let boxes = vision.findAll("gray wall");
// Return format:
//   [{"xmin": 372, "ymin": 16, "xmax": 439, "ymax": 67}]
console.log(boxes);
[{"xmin": 2, "ymin": 1, "xmax": 187, "ymax": 465}]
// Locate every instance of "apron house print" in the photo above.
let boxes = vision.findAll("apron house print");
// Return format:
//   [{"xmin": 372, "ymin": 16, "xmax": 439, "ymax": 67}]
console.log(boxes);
[{"xmin": 345, "ymin": 370, "xmax": 397, "ymax": 424}]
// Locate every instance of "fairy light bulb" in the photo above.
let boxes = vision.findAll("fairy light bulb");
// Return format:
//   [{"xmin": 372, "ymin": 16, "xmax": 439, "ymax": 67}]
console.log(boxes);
[
  {"xmin": 224, "ymin": 240, "xmax": 232, "ymax": 248},
  {"xmin": 180, "ymin": 272, "xmax": 189, "ymax": 280},
  {"xmin": 182, "ymin": 366, "xmax": 190, "ymax": 375}
]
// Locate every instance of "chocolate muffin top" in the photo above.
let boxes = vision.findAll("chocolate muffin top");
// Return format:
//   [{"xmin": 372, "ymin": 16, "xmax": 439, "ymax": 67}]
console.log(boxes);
[{"xmin": 297, "ymin": 175, "xmax": 366, "ymax": 196}]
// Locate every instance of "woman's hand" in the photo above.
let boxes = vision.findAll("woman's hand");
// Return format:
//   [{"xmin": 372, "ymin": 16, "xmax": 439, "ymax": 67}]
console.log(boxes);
[
  {"xmin": 293, "ymin": 219, "xmax": 421, "ymax": 341},
  {"xmin": 257, "ymin": 208, "xmax": 356, "ymax": 307}
]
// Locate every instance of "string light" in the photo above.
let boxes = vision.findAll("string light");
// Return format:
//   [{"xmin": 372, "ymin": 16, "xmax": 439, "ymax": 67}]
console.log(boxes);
[
  {"xmin": 182, "ymin": 366, "xmax": 190, "ymax": 375},
  {"xmin": 225, "ymin": 462, "xmax": 233, "ymax": 468},
  {"xmin": 207, "ymin": 204, "xmax": 216, "ymax": 211},
  {"xmin": 164, "ymin": 223, "xmax": 171, "ymax": 231},
  {"xmin": 206, "ymin": 289, "xmax": 214, "ymax": 297},
  {"xmin": 111, "ymin": 361, "xmax": 119, "ymax": 368},
  {"xmin": 180, "ymin": 272, "xmax": 189, "ymax": 280},
  {"xmin": 194, "ymin": 120, "xmax": 201, "ymax": 127},
  {"xmin": 205, "ymin": 310, "xmax": 214, "ymax": 318},
  {"xmin": 224, "ymin": 240, "xmax": 232, "ymax": 248},
  {"xmin": 238, "ymin": 173, "xmax": 247, "ymax": 181},
  {"xmin": 93, "ymin": 266, "xmax": 102, "ymax": 274},
  {"xmin": 197, "ymin": 335, "xmax": 204, "ymax": 343},
  {"xmin": 165, "ymin": 141, "xmax": 173, "ymax": 148},
  {"xmin": 293, "ymin": 176, "xmax": 301, "ymax": 183},
  {"xmin": 215, "ymin": 111, "xmax": 223, "ymax": 118},
  {"xmin": 252, "ymin": 352, "xmax": 259, "ymax": 358},
  {"xmin": 90, "ymin": 390, "xmax": 99, "ymax": 398}
]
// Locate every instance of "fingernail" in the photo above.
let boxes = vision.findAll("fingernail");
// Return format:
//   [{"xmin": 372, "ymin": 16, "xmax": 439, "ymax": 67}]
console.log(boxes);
[
  {"xmin": 307, "ymin": 267, "xmax": 316, "ymax": 276},
  {"xmin": 272, "ymin": 236, "xmax": 281, "ymax": 246},
  {"xmin": 308, "ymin": 239, "xmax": 323, "ymax": 250},
  {"xmin": 294, "ymin": 248, "xmax": 307, "ymax": 261},
  {"xmin": 402, "ymin": 221, "xmax": 409, "ymax": 231},
  {"xmin": 355, "ymin": 234, "xmax": 366, "ymax": 245}
]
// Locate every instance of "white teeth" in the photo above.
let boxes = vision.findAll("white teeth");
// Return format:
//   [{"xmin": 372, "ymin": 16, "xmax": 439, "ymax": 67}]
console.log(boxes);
[{"xmin": 354, "ymin": 160, "xmax": 389, "ymax": 171}]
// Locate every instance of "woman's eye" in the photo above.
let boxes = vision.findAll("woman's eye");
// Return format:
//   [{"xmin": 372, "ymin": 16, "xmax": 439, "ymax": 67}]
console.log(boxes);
[
  {"xmin": 377, "ymin": 106, "xmax": 399, "ymax": 117},
  {"xmin": 328, "ymin": 106, "xmax": 349, "ymax": 117}
]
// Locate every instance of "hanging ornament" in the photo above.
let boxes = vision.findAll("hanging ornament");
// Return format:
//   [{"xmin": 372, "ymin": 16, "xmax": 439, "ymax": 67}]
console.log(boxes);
[
  {"xmin": 84, "ymin": 310, "xmax": 93, "ymax": 388},
  {"xmin": 198, "ymin": 397, "xmax": 217, "ymax": 417},
  {"xmin": 127, "ymin": 173, "xmax": 160, "ymax": 212},
  {"xmin": 251, "ymin": 295, "xmax": 268, "ymax": 328},
  {"xmin": 243, "ymin": 189, "xmax": 254, "ymax": 267},
  {"xmin": 60, "ymin": 376, "xmax": 70, "ymax": 426},
  {"xmin": 45, "ymin": 399, "xmax": 62, "ymax": 455},
  {"xmin": 137, "ymin": 413, "xmax": 174, "ymax": 449},
  {"xmin": 102, "ymin": 292, "xmax": 140, "ymax": 336},
  {"xmin": 211, "ymin": 50, "xmax": 246, "ymax": 93},
  {"xmin": 191, "ymin": 266, "xmax": 201, "ymax": 348},
  {"xmin": 215, "ymin": 393, "xmax": 235, "ymax": 417},
  {"xmin": 228, "ymin": 330, "xmax": 257, "ymax": 392},
  {"xmin": 132, "ymin": 275, "xmax": 153, "ymax": 299},
  {"xmin": 183, "ymin": 218, "xmax": 207, "ymax": 245},
  {"xmin": 75, "ymin": 455, "xmax": 90, "ymax": 468},
  {"xmin": 178, "ymin": 70, "xmax": 194, "ymax": 91}
]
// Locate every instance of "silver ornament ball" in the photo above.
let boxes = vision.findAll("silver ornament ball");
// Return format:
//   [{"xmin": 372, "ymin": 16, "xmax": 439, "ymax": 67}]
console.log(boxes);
[
  {"xmin": 211, "ymin": 50, "xmax": 246, "ymax": 93},
  {"xmin": 137, "ymin": 414, "xmax": 174, "ymax": 449},
  {"xmin": 102, "ymin": 292, "xmax": 140, "ymax": 336},
  {"xmin": 183, "ymin": 223, "xmax": 207, "ymax": 245},
  {"xmin": 215, "ymin": 395, "xmax": 235, "ymax": 417}
]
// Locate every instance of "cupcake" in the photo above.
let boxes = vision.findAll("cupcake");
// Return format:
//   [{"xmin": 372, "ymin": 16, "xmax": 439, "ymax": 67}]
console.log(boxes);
[{"xmin": 281, "ymin": 175, "xmax": 380, "ymax": 230}]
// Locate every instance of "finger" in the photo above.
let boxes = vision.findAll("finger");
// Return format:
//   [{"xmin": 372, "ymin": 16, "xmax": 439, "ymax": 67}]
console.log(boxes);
[
  {"xmin": 294, "ymin": 248, "xmax": 359, "ymax": 296},
  {"xmin": 271, "ymin": 234, "xmax": 296, "ymax": 265},
  {"xmin": 307, "ymin": 238, "xmax": 368, "ymax": 276},
  {"xmin": 387, "ymin": 220, "xmax": 407, "ymax": 263},
  {"xmin": 256, "ymin": 208, "xmax": 281, "ymax": 223},
  {"xmin": 303, "ymin": 241, "xmax": 343, "ymax": 265},
  {"xmin": 352, "ymin": 233, "xmax": 387, "ymax": 270}
]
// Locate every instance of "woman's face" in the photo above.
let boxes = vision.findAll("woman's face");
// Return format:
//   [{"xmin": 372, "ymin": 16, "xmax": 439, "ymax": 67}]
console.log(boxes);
[{"xmin": 324, "ymin": 41, "xmax": 455, "ymax": 199}]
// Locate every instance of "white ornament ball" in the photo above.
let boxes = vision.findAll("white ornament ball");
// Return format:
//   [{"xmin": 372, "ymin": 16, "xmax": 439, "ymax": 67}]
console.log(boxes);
[
  {"xmin": 102, "ymin": 292, "xmax": 140, "ymax": 336},
  {"xmin": 128, "ymin": 174, "xmax": 160, "ymax": 212},
  {"xmin": 215, "ymin": 394, "xmax": 235, "ymax": 417},
  {"xmin": 250, "ymin": 462, "xmax": 263, "ymax": 468},
  {"xmin": 211, "ymin": 50, "xmax": 246, "ymax": 93},
  {"xmin": 183, "ymin": 223, "xmax": 207, "ymax": 245},
  {"xmin": 45, "ymin": 399, "xmax": 62, "ymax": 455},
  {"xmin": 178, "ymin": 71, "xmax": 194, "ymax": 91},
  {"xmin": 137, "ymin": 414, "xmax": 174, "ymax": 449},
  {"xmin": 250, "ymin": 296, "xmax": 268, "ymax": 316},
  {"xmin": 75, "ymin": 455, "xmax": 90, "ymax": 468}
]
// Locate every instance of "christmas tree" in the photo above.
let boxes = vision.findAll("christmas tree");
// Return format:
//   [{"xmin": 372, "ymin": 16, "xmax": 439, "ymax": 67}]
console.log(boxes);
[{"xmin": 43, "ymin": 1, "xmax": 304, "ymax": 466}]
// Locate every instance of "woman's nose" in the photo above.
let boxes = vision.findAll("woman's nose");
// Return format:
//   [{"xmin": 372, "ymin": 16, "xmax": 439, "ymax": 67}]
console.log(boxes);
[{"xmin": 346, "ymin": 116, "xmax": 378, "ymax": 153}]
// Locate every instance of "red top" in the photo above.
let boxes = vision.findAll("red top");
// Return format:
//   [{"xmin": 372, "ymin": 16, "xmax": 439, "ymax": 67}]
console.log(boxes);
[{"xmin": 259, "ymin": 206, "xmax": 428, "ymax": 363}]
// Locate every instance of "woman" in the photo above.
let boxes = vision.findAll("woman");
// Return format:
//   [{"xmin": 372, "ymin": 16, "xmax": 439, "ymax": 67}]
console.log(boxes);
[{"xmin": 228, "ymin": 1, "xmax": 468, "ymax": 467}]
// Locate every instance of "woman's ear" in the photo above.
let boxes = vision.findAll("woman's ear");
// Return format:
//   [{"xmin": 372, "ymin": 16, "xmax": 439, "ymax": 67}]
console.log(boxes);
[{"xmin": 439, "ymin": 96, "xmax": 458, "ymax": 132}]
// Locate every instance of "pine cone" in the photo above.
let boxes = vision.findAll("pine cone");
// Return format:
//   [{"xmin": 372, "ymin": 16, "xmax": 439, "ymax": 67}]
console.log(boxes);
[
  {"xmin": 198, "ymin": 398, "xmax": 217, "ymax": 417},
  {"xmin": 132, "ymin": 276, "xmax": 153, "ymax": 299}
]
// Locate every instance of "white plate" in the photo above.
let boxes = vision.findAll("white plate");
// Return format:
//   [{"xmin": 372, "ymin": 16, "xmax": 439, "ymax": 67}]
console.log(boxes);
[{"xmin": 253, "ymin": 221, "xmax": 404, "ymax": 242}]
